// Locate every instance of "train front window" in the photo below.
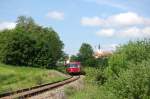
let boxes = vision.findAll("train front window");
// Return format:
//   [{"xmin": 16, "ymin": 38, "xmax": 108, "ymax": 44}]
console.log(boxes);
[{"xmin": 69, "ymin": 64, "xmax": 79, "ymax": 68}]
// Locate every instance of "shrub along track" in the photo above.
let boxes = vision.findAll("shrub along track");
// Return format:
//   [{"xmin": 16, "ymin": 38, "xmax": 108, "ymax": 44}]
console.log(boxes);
[{"xmin": 0, "ymin": 76, "xmax": 80, "ymax": 99}]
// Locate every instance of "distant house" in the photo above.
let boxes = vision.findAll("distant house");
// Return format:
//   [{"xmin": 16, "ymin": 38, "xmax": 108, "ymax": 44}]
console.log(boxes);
[{"xmin": 94, "ymin": 50, "xmax": 112, "ymax": 58}]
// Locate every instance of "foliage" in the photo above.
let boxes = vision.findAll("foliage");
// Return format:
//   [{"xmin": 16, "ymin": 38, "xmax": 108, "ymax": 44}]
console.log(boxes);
[
  {"xmin": 70, "ymin": 55, "xmax": 79, "ymax": 62},
  {"xmin": 70, "ymin": 39, "xmax": 150, "ymax": 99},
  {"xmin": 0, "ymin": 32, "xmax": 36, "ymax": 66},
  {"xmin": 102, "ymin": 39, "xmax": 150, "ymax": 99},
  {"xmin": 78, "ymin": 43, "xmax": 94, "ymax": 60},
  {"xmin": 55, "ymin": 65, "xmax": 67, "ymax": 74},
  {"xmin": 0, "ymin": 16, "xmax": 64, "ymax": 67},
  {"xmin": 102, "ymin": 60, "xmax": 150, "ymax": 99},
  {"xmin": 68, "ymin": 67, "xmax": 116, "ymax": 99},
  {"xmin": 107, "ymin": 39, "xmax": 150, "ymax": 78},
  {"xmin": 118, "ymin": 39, "xmax": 150, "ymax": 64},
  {"xmin": 78, "ymin": 43, "xmax": 96, "ymax": 66},
  {"xmin": 59, "ymin": 52, "xmax": 69, "ymax": 62},
  {"xmin": 0, "ymin": 63, "xmax": 66, "ymax": 94},
  {"xmin": 96, "ymin": 57, "xmax": 109, "ymax": 69}
]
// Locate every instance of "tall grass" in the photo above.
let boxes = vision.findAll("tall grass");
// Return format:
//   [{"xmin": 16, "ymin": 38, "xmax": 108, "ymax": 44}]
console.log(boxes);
[
  {"xmin": 68, "ymin": 67, "xmax": 105, "ymax": 99},
  {"xmin": 0, "ymin": 63, "xmax": 66, "ymax": 94}
]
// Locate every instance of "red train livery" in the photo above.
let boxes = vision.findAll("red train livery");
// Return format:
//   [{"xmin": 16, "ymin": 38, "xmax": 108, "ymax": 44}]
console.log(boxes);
[{"xmin": 66, "ymin": 62, "xmax": 81, "ymax": 74}]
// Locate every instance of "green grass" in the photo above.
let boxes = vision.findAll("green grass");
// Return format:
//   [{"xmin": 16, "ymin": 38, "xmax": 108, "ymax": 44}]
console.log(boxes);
[
  {"xmin": 55, "ymin": 65, "xmax": 67, "ymax": 74},
  {"xmin": 0, "ymin": 63, "xmax": 67, "ymax": 94},
  {"xmin": 67, "ymin": 67, "xmax": 106, "ymax": 99},
  {"xmin": 68, "ymin": 82, "xmax": 101, "ymax": 99}
]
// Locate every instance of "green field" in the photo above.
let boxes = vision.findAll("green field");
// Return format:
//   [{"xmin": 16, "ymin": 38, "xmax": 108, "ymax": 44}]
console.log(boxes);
[{"xmin": 0, "ymin": 63, "xmax": 67, "ymax": 94}]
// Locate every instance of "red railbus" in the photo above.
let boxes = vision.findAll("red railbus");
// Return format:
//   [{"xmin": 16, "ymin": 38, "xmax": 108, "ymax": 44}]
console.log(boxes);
[{"xmin": 66, "ymin": 62, "xmax": 81, "ymax": 74}]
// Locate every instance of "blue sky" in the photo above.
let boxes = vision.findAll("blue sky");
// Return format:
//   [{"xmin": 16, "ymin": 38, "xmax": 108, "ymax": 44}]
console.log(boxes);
[{"xmin": 0, "ymin": 0, "xmax": 150, "ymax": 55}]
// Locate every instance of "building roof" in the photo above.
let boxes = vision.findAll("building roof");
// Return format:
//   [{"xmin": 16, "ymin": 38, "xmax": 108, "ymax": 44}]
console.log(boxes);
[{"xmin": 94, "ymin": 50, "xmax": 112, "ymax": 58}]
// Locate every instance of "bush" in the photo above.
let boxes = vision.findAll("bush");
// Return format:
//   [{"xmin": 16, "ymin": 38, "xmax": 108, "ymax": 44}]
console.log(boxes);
[
  {"xmin": 103, "ymin": 60, "xmax": 150, "ymax": 99},
  {"xmin": 108, "ymin": 53, "xmax": 127, "ymax": 78},
  {"xmin": 101, "ymin": 39, "xmax": 150, "ymax": 99},
  {"xmin": 107, "ymin": 39, "xmax": 150, "ymax": 78},
  {"xmin": 96, "ymin": 57, "xmax": 109, "ymax": 69},
  {"xmin": 95, "ymin": 72, "xmax": 107, "ymax": 85},
  {"xmin": 84, "ymin": 57, "xmax": 97, "ymax": 67}
]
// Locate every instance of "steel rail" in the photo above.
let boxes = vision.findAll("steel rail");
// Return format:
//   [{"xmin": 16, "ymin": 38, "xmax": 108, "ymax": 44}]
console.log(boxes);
[{"xmin": 0, "ymin": 76, "xmax": 80, "ymax": 99}]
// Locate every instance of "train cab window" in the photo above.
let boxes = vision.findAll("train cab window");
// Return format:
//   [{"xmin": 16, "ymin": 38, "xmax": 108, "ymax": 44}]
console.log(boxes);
[{"xmin": 68, "ymin": 64, "xmax": 80, "ymax": 68}]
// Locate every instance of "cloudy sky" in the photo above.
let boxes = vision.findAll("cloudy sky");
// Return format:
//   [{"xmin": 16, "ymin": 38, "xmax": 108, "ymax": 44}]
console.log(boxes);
[{"xmin": 0, "ymin": 0, "xmax": 150, "ymax": 55}]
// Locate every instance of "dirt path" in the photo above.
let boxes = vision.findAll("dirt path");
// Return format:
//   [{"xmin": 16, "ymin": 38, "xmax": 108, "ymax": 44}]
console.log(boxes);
[{"xmin": 28, "ymin": 75, "xmax": 85, "ymax": 99}]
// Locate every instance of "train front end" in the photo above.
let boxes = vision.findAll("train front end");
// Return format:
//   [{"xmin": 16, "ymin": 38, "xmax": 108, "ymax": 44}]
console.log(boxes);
[{"xmin": 66, "ymin": 62, "xmax": 81, "ymax": 74}]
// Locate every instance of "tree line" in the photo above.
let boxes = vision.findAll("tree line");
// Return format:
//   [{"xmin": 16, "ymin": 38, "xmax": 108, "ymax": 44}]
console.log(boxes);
[{"xmin": 0, "ymin": 16, "xmax": 64, "ymax": 68}]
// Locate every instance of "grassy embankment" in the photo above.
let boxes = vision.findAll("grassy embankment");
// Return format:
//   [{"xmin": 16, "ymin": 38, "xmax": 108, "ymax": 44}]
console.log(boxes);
[
  {"xmin": 66, "ymin": 67, "xmax": 102, "ymax": 99},
  {"xmin": 0, "ymin": 63, "xmax": 67, "ymax": 94}
]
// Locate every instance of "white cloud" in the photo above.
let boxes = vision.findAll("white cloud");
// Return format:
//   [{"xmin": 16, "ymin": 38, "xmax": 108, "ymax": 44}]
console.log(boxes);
[
  {"xmin": 96, "ymin": 28, "xmax": 115, "ymax": 37},
  {"xmin": 81, "ymin": 12, "xmax": 150, "ymax": 27},
  {"xmin": 81, "ymin": 12, "xmax": 150, "ymax": 38},
  {"xmin": 120, "ymin": 27, "xmax": 141, "ymax": 37},
  {"xmin": 107, "ymin": 12, "xmax": 148, "ymax": 26},
  {"xmin": 0, "ymin": 22, "xmax": 16, "ymax": 31},
  {"xmin": 46, "ymin": 11, "xmax": 64, "ymax": 20},
  {"xmin": 81, "ymin": 16, "xmax": 104, "ymax": 26},
  {"xmin": 119, "ymin": 27, "xmax": 150, "ymax": 38},
  {"xmin": 142, "ymin": 27, "xmax": 150, "ymax": 36},
  {"xmin": 96, "ymin": 27, "xmax": 150, "ymax": 38}
]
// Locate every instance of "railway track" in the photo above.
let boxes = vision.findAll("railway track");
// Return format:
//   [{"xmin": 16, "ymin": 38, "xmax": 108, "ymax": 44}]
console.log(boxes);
[{"xmin": 0, "ymin": 76, "xmax": 80, "ymax": 99}]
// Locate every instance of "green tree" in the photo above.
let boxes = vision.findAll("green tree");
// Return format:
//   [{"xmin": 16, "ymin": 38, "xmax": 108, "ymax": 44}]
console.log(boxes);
[
  {"xmin": 1, "ymin": 32, "xmax": 36, "ymax": 66},
  {"xmin": 78, "ymin": 43, "xmax": 96, "ymax": 66},
  {"xmin": 70, "ymin": 55, "xmax": 79, "ymax": 62},
  {"xmin": 16, "ymin": 16, "xmax": 37, "ymax": 32},
  {"xmin": 0, "ymin": 16, "xmax": 64, "ymax": 68}
]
